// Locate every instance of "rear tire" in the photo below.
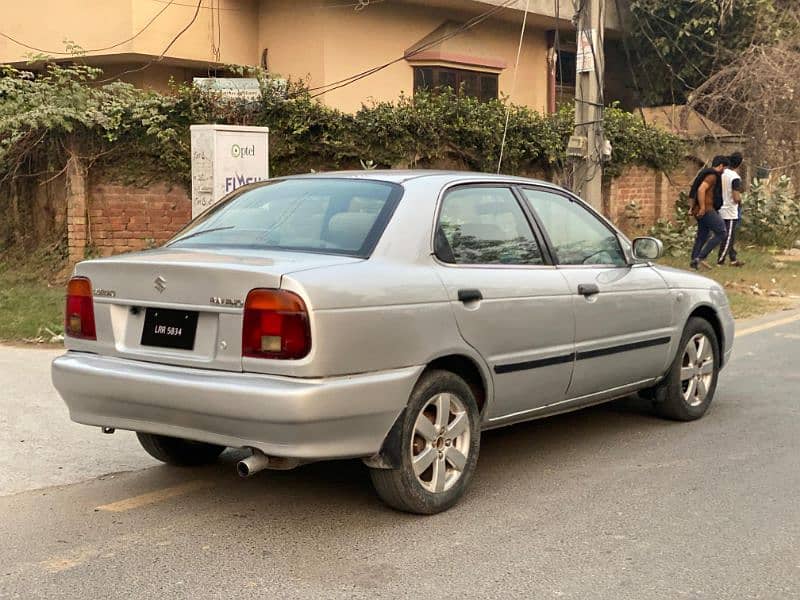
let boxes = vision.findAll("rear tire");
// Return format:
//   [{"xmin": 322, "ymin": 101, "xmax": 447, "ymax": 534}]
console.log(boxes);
[
  {"xmin": 369, "ymin": 370, "xmax": 481, "ymax": 515},
  {"xmin": 136, "ymin": 432, "xmax": 225, "ymax": 466},
  {"xmin": 652, "ymin": 317, "xmax": 720, "ymax": 421}
]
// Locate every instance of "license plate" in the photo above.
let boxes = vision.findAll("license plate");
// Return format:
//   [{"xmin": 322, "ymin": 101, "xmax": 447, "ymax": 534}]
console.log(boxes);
[{"xmin": 140, "ymin": 308, "xmax": 199, "ymax": 350}]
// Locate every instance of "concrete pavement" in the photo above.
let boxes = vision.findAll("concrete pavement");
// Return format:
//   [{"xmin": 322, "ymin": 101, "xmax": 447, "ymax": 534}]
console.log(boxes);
[
  {"xmin": 0, "ymin": 345, "xmax": 157, "ymax": 496},
  {"xmin": 1, "ymin": 311, "xmax": 799, "ymax": 599}
]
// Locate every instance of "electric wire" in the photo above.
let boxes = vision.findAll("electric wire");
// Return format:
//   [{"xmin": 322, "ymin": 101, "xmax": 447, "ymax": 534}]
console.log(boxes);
[
  {"xmin": 94, "ymin": 0, "xmax": 204, "ymax": 85},
  {"xmin": 554, "ymin": 0, "xmax": 564, "ymax": 108},
  {"xmin": 612, "ymin": 0, "xmax": 650, "ymax": 126},
  {"xmin": 497, "ymin": 0, "xmax": 531, "ymax": 174},
  {"xmin": 145, "ymin": 0, "xmax": 382, "ymax": 9},
  {"xmin": 0, "ymin": 0, "xmax": 176, "ymax": 56},
  {"xmin": 309, "ymin": 0, "xmax": 516, "ymax": 97},
  {"xmin": 210, "ymin": 0, "xmax": 221, "ymax": 62},
  {"xmin": 307, "ymin": 0, "xmax": 519, "ymax": 99},
  {"xmin": 147, "ymin": 0, "xmax": 239, "ymax": 10},
  {"xmin": 611, "ymin": 0, "xmax": 680, "ymax": 190},
  {"xmin": 571, "ymin": 0, "xmax": 605, "ymax": 192},
  {"xmin": 627, "ymin": 7, "xmax": 690, "ymax": 100},
  {"xmin": 216, "ymin": 0, "xmax": 222, "ymax": 58}
]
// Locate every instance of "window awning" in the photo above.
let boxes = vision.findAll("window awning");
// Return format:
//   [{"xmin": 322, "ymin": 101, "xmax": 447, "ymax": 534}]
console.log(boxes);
[{"xmin": 404, "ymin": 21, "xmax": 507, "ymax": 72}]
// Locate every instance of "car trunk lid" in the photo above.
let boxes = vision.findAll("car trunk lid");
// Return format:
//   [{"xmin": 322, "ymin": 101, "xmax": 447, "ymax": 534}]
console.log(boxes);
[{"xmin": 73, "ymin": 247, "xmax": 361, "ymax": 372}]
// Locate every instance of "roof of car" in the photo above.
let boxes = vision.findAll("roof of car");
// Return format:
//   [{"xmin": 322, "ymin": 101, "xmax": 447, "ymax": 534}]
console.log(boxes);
[{"xmin": 281, "ymin": 169, "xmax": 561, "ymax": 188}]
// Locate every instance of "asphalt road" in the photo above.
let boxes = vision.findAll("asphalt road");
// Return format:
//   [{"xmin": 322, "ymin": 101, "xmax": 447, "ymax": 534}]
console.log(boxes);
[{"xmin": 1, "ymin": 311, "xmax": 799, "ymax": 599}]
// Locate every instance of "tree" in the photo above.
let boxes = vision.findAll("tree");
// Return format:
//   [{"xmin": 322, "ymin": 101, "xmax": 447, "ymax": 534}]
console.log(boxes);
[
  {"xmin": 626, "ymin": 0, "xmax": 795, "ymax": 105},
  {"xmin": 689, "ymin": 41, "xmax": 800, "ymax": 181}
]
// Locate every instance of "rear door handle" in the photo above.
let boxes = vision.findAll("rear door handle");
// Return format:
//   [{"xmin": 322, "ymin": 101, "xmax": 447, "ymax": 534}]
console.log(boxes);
[
  {"xmin": 578, "ymin": 283, "xmax": 600, "ymax": 296},
  {"xmin": 458, "ymin": 289, "xmax": 483, "ymax": 303}
]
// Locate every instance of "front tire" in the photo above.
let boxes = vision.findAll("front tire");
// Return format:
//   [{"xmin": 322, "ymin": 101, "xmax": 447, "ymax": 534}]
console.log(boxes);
[
  {"xmin": 136, "ymin": 432, "xmax": 225, "ymax": 466},
  {"xmin": 652, "ymin": 317, "xmax": 720, "ymax": 421},
  {"xmin": 369, "ymin": 370, "xmax": 481, "ymax": 514}
]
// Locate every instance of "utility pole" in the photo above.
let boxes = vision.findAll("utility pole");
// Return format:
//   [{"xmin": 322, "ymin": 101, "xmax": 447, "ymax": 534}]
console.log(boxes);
[{"xmin": 568, "ymin": 0, "xmax": 606, "ymax": 211}]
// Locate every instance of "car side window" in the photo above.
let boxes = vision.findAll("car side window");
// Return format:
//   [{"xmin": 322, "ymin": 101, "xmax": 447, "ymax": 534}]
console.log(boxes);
[
  {"xmin": 522, "ymin": 188, "xmax": 626, "ymax": 266},
  {"xmin": 437, "ymin": 186, "xmax": 544, "ymax": 265}
]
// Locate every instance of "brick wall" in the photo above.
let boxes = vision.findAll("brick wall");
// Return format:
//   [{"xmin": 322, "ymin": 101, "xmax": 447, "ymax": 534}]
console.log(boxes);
[
  {"xmin": 604, "ymin": 163, "xmax": 697, "ymax": 236},
  {"xmin": 64, "ymin": 166, "xmax": 699, "ymax": 261},
  {"xmin": 86, "ymin": 182, "xmax": 191, "ymax": 257},
  {"xmin": 605, "ymin": 166, "xmax": 658, "ymax": 232}
]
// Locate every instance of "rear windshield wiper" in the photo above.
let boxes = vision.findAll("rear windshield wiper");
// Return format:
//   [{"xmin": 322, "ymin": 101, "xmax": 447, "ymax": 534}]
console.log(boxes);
[{"xmin": 170, "ymin": 226, "xmax": 236, "ymax": 245}]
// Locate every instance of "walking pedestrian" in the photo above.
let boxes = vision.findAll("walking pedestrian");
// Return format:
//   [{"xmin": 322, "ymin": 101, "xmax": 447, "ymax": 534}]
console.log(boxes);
[
  {"xmin": 718, "ymin": 152, "xmax": 744, "ymax": 266},
  {"xmin": 689, "ymin": 155, "xmax": 729, "ymax": 270}
]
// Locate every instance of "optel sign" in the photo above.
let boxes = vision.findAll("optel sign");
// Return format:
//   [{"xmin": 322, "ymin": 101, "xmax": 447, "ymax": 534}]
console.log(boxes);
[
  {"xmin": 230, "ymin": 144, "xmax": 256, "ymax": 158},
  {"xmin": 225, "ymin": 143, "xmax": 263, "ymax": 192}
]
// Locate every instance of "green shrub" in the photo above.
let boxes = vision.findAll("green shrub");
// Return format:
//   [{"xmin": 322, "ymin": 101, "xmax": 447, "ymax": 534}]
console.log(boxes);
[
  {"xmin": 649, "ymin": 178, "xmax": 800, "ymax": 256},
  {"xmin": 603, "ymin": 105, "xmax": 686, "ymax": 178},
  {"xmin": 738, "ymin": 176, "xmax": 800, "ymax": 248},
  {"xmin": 648, "ymin": 194, "xmax": 694, "ymax": 257},
  {"xmin": 0, "ymin": 64, "xmax": 685, "ymax": 186}
]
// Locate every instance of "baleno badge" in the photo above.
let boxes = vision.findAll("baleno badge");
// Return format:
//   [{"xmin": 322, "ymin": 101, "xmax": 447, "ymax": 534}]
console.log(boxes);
[{"xmin": 210, "ymin": 297, "xmax": 244, "ymax": 308}]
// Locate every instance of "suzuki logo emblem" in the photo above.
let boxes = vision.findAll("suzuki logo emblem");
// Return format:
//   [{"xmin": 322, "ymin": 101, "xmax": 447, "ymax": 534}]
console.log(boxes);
[{"xmin": 154, "ymin": 276, "xmax": 167, "ymax": 293}]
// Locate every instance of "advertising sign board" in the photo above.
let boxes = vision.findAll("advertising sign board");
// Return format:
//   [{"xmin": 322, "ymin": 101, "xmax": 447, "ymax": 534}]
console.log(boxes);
[
  {"xmin": 576, "ymin": 28, "xmax": 597, "ymax": 73},
  {"xmin": 190, "ymin": 124, "xmax": 269, "ymax": 218},
  {"xmin": 193, "ymin": 78, "xmax": 262, "ymax": 102}
]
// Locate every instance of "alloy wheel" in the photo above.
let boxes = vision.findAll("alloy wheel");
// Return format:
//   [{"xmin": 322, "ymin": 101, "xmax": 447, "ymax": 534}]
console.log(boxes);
[
  {"xmin": 410, "ymin": 392, "xmax": 471, "ymax": 493},
  {"xmin": 680, "ymin": 333, "xmax": 715, "ymax": 407}
]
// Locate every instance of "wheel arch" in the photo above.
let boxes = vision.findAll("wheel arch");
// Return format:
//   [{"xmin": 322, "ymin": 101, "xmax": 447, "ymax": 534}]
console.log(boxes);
[
  {"xmin": 364, "ymin": 352, "xmax": 491, "ymax": 471},
  {"xmin": 421, "ymin": 354, "xmax": 490, "ymax": 416},
  {"xmin": 687, "ymin": 304, "xmax": 726, "ymax": 366}
]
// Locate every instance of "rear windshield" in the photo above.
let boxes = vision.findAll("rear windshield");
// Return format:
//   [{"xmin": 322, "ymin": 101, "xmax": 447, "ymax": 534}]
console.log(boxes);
[{"xmin": 169, "ymin": 178, "xmax": 402, "ymax": 256}]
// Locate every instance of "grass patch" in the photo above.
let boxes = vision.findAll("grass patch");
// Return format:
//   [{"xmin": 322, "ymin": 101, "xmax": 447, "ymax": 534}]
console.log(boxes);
[
  {"xmin": 0, "ymin": 244, "xmax": 67, "ymax": 343},
  {"xmin": 726, "ymin": 294, "xmax": 784, "ymax": 320},
  {"xmin": 659, "ymin": 248, "xmax": 800, "ymax": 319}
]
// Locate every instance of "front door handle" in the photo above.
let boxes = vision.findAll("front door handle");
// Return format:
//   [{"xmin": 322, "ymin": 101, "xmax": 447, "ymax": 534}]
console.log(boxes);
[
  {"xmin": 458, "ymin": 289, "xmax": 483, "ymax": 303},
  {"xmin": 578, "ymin": 283, "xmax": 600, "ymax": 296}
]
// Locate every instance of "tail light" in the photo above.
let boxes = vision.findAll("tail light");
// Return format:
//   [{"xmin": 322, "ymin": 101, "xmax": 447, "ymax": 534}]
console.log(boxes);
[
  {"xmin": 242, "ymin": 289, "xmax": 311, "ymax": 359},
  {"xmin": 65, "ymin": 277, "xmax": 97, "ymax": 340}
]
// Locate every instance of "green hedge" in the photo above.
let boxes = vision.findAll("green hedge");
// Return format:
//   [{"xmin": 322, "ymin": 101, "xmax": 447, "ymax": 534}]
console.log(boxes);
[{"xmin": 0, "ymin": 64, "xmax": 684, "ymax": 189}]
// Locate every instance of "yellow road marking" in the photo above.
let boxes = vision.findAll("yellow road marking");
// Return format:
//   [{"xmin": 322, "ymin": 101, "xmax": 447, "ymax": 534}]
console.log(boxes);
[
  {"xmin": 95, "ymin": 480, "xmax": 212, "ymax": 513},
  {"xmin": 736, "ymin": 313, "xmax": 800, "ymax": 338}
]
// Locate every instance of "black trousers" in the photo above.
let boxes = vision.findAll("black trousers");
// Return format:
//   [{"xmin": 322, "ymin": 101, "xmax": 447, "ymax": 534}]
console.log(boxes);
[
  {"xmin": 691, "ymin": 210, "xmax": 726, "ymax": 262},
  {"xmin": 717, "ymin": 219, "xmax": 738, "ymax": 264}
]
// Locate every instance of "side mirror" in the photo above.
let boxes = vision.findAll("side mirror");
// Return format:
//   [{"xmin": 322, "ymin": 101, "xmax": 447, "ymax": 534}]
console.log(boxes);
[{"xmin": 632, "ymin": 237, "xmax": 664, "ymax": 261}]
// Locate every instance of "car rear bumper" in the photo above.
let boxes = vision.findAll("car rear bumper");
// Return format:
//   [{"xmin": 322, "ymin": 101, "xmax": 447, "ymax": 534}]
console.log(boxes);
[{"xmin": 52, "ymin": 352, "xmax": 421, "ymax": 460}]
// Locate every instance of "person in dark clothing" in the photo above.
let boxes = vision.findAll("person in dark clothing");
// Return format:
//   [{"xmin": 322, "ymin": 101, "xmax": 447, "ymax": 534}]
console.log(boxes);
[{"xmin": 689, "ymin": 155, "xmax": 729, "ymax": 270}]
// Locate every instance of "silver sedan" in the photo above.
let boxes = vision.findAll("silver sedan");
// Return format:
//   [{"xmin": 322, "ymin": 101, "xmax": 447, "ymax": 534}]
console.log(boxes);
[{"xmin": 52, "ymin": 171, "xmax": 734, "ymax": 514}]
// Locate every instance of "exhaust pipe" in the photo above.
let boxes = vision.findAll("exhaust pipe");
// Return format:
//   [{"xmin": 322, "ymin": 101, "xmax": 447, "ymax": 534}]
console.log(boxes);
[{"xmin": 237, "ymin": 451, "xmax": 270, "ymax": 477}]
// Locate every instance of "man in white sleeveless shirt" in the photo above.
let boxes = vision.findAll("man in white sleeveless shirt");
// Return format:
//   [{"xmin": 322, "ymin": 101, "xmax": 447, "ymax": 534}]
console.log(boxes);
[{"xmin": 718, "ymin": 152, "xmax": 744, "ymax": 266}]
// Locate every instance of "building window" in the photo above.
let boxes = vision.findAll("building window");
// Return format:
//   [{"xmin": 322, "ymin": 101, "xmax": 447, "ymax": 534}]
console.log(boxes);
[
  {"xmin": 547, "ymin": 30, "xmax": 579, "ymax": 113},
  {"xmin": 555, "ymin": 50, "xmax": 576, "ymax": 102},
  {"xmin": 413, "ymin": 66, "xmax": 499, "ymax": 102}
]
